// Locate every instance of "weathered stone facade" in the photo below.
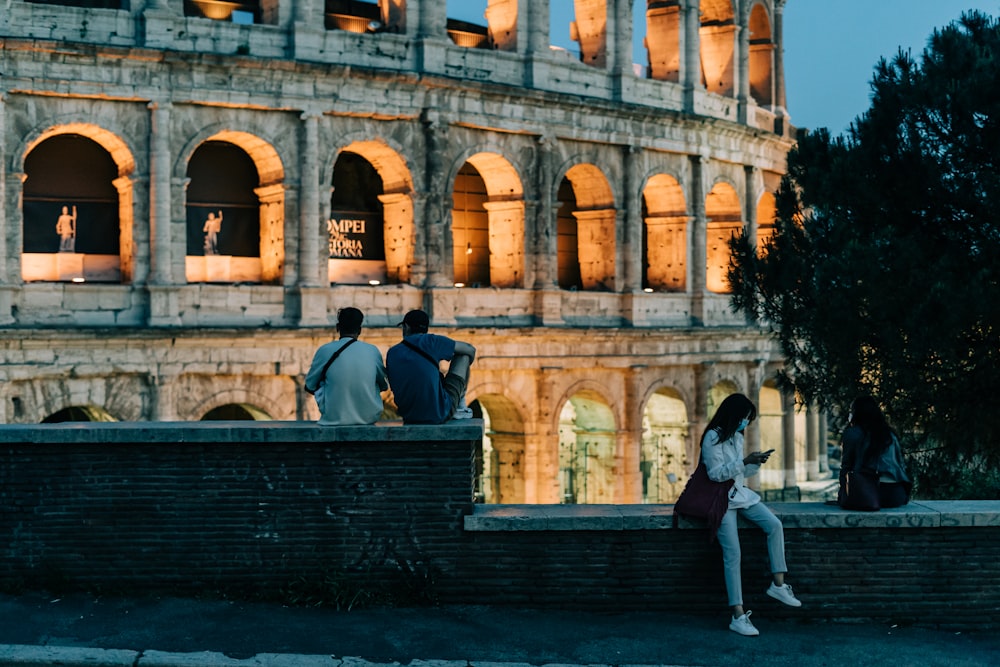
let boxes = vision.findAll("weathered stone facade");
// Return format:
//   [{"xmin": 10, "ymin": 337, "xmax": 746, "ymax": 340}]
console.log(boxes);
[{"xmin": 0, "ymin": 0, "xmax": 823, "ymax": 504}]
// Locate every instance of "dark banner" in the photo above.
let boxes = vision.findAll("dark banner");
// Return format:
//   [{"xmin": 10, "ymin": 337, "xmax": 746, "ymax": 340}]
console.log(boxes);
[
  {"xmin": 22, "ymin": 200, "xmax": 120, "ymax": 254},
  {"xmin": 186, "ymin": 206, "xmax": 260, "ymax": 257},
  {"xmin": 327, "ymin": 211, "xmax": 384, "ymax": 260}
]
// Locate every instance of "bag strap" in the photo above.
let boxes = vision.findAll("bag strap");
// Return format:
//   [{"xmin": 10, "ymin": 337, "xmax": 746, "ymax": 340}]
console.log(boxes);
[
  {"xmin": 402, "ymin": 338, "xmax": 441, "ymax": 372},
  {"xmin": 306, "ymin": 338, "xmax": 357, "ymax": 394}
]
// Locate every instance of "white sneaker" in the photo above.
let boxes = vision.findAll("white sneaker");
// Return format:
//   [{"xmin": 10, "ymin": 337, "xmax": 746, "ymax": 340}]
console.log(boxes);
[
  {"xmin": 451, "ymin": 398, "xmax": 473, "ymax": 420},
  {"xmin": 767, "ymin": 582, "xmax": 802, "ymax": 607},
  {"xmin": 729, "ymin": 611, "xmax": 759, "ymax": 636}
]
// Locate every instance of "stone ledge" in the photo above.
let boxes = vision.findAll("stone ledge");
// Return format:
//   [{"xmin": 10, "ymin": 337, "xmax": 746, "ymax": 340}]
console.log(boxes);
[
  {"xmin": 0, "ymin": 420, "xmax": 484, "ymax": 444},
  {"xmin": 463, "ymin": 500, "xmax": 1000, "ymax": 531}
]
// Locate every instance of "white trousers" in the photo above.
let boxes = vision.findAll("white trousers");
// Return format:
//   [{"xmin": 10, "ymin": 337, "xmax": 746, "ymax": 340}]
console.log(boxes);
[{"xmin": 717, "ymin": 501, "xmax": 787, "ymax": 607}]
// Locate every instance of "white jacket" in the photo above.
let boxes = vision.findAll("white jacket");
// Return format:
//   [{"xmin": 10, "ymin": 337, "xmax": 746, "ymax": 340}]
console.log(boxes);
[{"xmin": 701, "ymin": 428, "xmax": 762, "ymax": 510}]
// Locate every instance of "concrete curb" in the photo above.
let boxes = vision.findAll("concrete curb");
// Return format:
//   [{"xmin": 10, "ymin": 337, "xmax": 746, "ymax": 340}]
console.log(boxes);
[{"xmin": 0, "ymin": 645, "xmax": 694, "ymax": 667}]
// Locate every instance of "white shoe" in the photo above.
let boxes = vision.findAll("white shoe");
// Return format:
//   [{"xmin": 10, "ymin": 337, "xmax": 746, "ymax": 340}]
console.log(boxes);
[
  {"xmin": 767, "ymin": 582, "xmax": 802, "ymax": 607},
  {"xmin": 452, "ymin": 406, "xmax": 473, "ymax": 419},
  {"xmin": 729, "ymin": 611, "xmax": 759, "ymax": 636}
]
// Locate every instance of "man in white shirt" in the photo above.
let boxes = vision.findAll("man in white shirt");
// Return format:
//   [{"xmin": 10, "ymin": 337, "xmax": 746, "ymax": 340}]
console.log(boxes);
[{"xmin": 305, "ymin": 307, "xmax": 387, "ymax": 425}]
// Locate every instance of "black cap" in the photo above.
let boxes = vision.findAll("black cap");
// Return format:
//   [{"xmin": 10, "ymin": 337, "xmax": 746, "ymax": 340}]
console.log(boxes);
[{"xmin": 397, "ymin": 309, "xmax": 429, "ymax": 330}]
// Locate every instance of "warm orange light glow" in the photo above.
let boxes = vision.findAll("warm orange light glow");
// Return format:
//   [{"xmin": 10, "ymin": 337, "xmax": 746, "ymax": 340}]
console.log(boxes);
[{"xmin": 454, "ymin": 282, "xmax": 465, "ymax": 288}]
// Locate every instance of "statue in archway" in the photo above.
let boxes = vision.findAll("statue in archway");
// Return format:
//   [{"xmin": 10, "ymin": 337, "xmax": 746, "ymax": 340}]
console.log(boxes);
[
  {"xmin": 56, "ymin": 205, "xmax": 77, "ymax": 253},
  {"xmin": 203, "ymin": 210, "xmax": 223, "ymax": 255}
]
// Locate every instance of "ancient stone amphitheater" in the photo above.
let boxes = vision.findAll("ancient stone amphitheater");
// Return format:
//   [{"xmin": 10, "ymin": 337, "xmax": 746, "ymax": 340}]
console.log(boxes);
[{"xmin": 0, "ymin": 0, "xmax": 828, "ymax": 503}]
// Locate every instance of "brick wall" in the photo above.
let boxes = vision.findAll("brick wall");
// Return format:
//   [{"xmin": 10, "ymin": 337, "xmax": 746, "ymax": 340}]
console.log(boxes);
[{"xmin": 1, "ymin": 422, "xmax": 997, "ymax": 629}]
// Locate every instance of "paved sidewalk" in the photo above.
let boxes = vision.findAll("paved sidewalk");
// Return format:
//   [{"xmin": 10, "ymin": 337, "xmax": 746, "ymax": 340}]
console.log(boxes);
[{"xmin": 0, "ymin": 591, "xmax": 996, "ymax": 666}]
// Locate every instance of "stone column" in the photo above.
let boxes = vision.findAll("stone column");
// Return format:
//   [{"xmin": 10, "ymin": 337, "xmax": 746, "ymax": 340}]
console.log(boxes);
[
  {"xmin": 622, "ymin": 145, "xmax": 641, "ymax": 292},
  {"xmin": 611, "ymin": 0, "xmax": 633, "ymax": 99},
  {"xmin": 297, "ymin": 111, "xmax": 327, "ymax": 325},
  {"xmin": 773, "ymin": 0, "xmax": 788, "ymax": 131},
  {"xmin": 148, "ymin": 101, "xmax": 173, "ymax": 286},
  {"xmin": 525, "ymin": 0, "xmax": 549, "ymax": 53},
  {"xmin": 691, "ymin": 362, "xmax": 712, "ymax": 469},
  {"xmin": 781, "ymin": 387, "xmax": 797, "ymax": 489},
  {"xmin": 689, "ymin": 154, "xmax": 708, "ymax": 325},
  {"xmin": 682, "ymin": 0, "xmax": 702, "ymax": 112},
  {"xmin": 294, "ymin": 0, "xmax": 313, "ymax": 23},
  {"xmin": 417, "ymin": 0, "xmax": 447, "ymax": 39},
  {"xmin": 490, "ymin": 432, "xmax": 526, "ymax": 503},
  {"xmin": 621, "ymin": 365, "xmax": 647, "ymax": 503},
  {"xmin": 483, "ymin": 199, "xmax": 525, "ymax": 288},
  {"xmin": 574, "ymin": 208, "xmax": 617, "ymax": 291},
  {"xmin": 147, "ymin": 101, "xmax": 181, "ymax": 325},
  {"xmin": 421, "ymin": 111, "xmax": 449, "ymax": 288},
  {"xmin": 0, "ymin": 93, "xmax": 13, "ymax": 325},
  {"xmin": 533, "ymin": 134, "xmax": 557, "ymax": 289},
  {"xmin": 806, "ymin": 401, "xmax": 821, "ymax": 480},
  {"xmin": 818, "ymin": 407, "xmax": 830, "ymax": 474},
  {"xmin": 737, "ymin": 16, "xmax": 750, "ymax": 123}
]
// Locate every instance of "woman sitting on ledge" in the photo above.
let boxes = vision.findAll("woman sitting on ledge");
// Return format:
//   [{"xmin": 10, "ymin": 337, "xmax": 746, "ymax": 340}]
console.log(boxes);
[{"xmin": 839, "ymin": 395, "xmax": 912, "ymax": 509}]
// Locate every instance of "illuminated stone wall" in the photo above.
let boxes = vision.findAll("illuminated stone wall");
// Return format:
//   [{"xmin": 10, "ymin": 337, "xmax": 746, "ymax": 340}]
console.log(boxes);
[{"xmin": 0, "ymin": 0, "xmax": 822, "ymax": 503}]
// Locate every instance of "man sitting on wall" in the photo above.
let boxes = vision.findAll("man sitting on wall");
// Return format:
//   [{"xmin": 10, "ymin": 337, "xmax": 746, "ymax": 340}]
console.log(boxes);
[
  {"xmin": 386, "ymin": 309, "xmax": 475, "ymax": 424},
  {"xmin": 305, "ymin": 307, "xmax": 387, "ymax": 425}
]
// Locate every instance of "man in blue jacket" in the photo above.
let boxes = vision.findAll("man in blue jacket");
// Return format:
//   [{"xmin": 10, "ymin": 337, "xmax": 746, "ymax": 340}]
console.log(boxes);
[{"xmin": 386, "ymin": 309, "xmax": 476, "ymax": 424}]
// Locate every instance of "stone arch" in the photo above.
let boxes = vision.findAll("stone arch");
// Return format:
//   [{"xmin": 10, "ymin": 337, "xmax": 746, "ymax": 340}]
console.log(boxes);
[
  {"xmin": 639, "ymin": 384, "xmax": 690, "ymax": 502},
  {"xmin": 748, "ymin": 1, "xmax": 775, "ymax": 108},
  {"xmin": 180, "ymin": 128, "xmax": 286, "ymax": 285},
  {"xmin": 41, "ymin": 405, "xmax": 118, "ymax": 423},
  {"xmin": 18, "ymin": 122, "xmax": 138, "ymax": 284},
  {"xmin": 557, "ymin": 163, "xmax": 617, "ymax": 291},
  {"xmin": 450, "ymin": 151, "xmax": 525, "ymax": 288},
  {"xmin": 699, "ymin": 0, "xmax": 736, "ymax": 97},
  {"xmin": 704, "ymin": 180, "xmax": 742, "ymax": 293},
  {"xmin": 467, "ymin": 382, "xmax": 529, "ymax": 503},
  {"xmin": 172, "ymin": 375, "xmax": 298, "ymax": 421},
  {"xmin": 330, "ymin": 138, "xmax": 416, "ymax": 284},
  {"xmin": 14, "ymin": 375, "xmax": 148, "ymax": 423},
  {"xmin": 644, "ymin": 0, "xmax": 681, "ymax": 82},
  {"xmin": 556, "ymin": 381, "xmax": 618, "ymax": 504},
  {"xmin": 642, "ymin": 172, "xmax": 688, "ymax": 292},
  {"xmin": 755, "ymin": 190, "xmax": 777, "ymax": 252}
]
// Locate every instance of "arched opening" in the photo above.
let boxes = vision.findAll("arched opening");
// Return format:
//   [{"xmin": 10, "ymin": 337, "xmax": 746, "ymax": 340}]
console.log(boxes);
[
  {"xmin": 558, "ymin": 390, "xmax": 617, "ymax": 504},
  {"xmin": 558, "ymin": 164, "xmax": 616, "ymax": 292},
  {"xmin": 335, "ymin": 140, "xmax": 415, "ymax": 284},
  {"xmin": 328, "ymin": 151, "xmax": 387, "ymax": 285},
  {"xmin": 748, "ymin": 2, "xmax": 775, "ymax": 108},
  {"xmin": 470, "ymin": 393, "xmax": 526, "ymax": 503},
  {"xmin": 644, "ymin": 0, "xmax": 680, "ymax": 81},
  {"xmin": 447, "ymin": 0, "xmax": 518, "ymax": 51},
  {"xmin": 756, "ymin": 190, "xmax": 777, "ymax": 253},
  {"xmin": 699, "ymin": 0, "xmax": 736, "ymax": 97},
  {"xmin": 184, "ymin": 0, "xmax": 278, "ymax": 25},
  {"xmin": 451, "ymin": 153, "xmax": 525, "ymax": 288},
  {"xmin": 642, "ymin": 173, "xmax": 687, "ymax": 291},
  {"xmin": 22, "ymin": 133, "xmax": 127, "ymax": 283},
  {"xmin": 201, "ymin": 403, "xmax": 272, "ymax": 420},
  {"xmin": 640, "ymin": 387, "xmax": 689, "ymax": 502},
  {"xmin": 323, "ymin": 0, "xmax": 405, "ymax": 33},
  {"xmin": 705, "ymin": 181, "xmax": 742, "ymax": 293},
  {"xmin": 185, "ymin": 141, "xmax": 262, "ymax": 283},
  {"xmin": 42, "ymin": 405, "xmax": 117, "ymax": 423}
]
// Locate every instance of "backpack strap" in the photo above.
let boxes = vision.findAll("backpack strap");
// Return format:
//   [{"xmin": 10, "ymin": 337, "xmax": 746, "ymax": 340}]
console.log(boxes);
[
  {"xmin": 402, "ymin": 338, "xmax": 441, "ymax": 372},
  {"xmin": 305, "ymin": 338, "xmax": 357, "ymax": 395}
]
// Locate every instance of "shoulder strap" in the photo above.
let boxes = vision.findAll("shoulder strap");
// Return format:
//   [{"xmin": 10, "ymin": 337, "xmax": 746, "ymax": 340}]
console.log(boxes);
[
  {"xmin": 402, "ymin": 338, "xmax": 440, "ymax": 371},
  {"xmin": 306, "ymin": 338, "xmax": 357, "ymax": 394}
]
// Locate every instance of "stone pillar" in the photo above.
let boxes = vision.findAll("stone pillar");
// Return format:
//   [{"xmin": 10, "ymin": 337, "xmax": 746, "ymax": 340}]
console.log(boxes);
[
  {"xmin": 380, "ymin": 192, "xmax": 415, "ymax": 285},
  {"xmin": 0, "ymin": 93, "xmax": 13, "ymax": 325},
  {"xmin": 533, "ymin": 134, "xmax": 557, "ymax": 289},
  {"xmin": 689, "ymin": 154, "xmax": 707, "ymax": 325},
  {"xmin": 483, "ymin": 200, "xmax": 525, "ymax": 288},
  {"xmin": 147, "ymin": 101, "xmax": 181, "ymax": 326},
  {"xmin": 151, "ymin": 374, "xmax": 176, "ymax": 421},
  {"xmin": 682, "ymin": 0, "xmax": 702, "ymax": 112},
  {"xmin": 490, "ymin": 432, "xmax": 526, "ymax": 503},
  {"xmin": 421, "ymin": 111, "xmax": 449, "ymax": 288},
  {"xmin": 611, "ymin": 0, "xmax": 633, "ymax": 99},
  {"xmin": 417, "ymin": 0, "xmax": 447, "ymax": 39},
  {"xmin": 621, "ymin": 365, "xmax": 647, "ymax": 503},
  {"xmin": 622, "ymin": 145, "xmax": 641, "ymax": 292},
  {"xmin": 781, "ymin": 387, "xmax": 796, "ymax": 489},
  {"xmin": 297, "ymin": 111, "xmax": 327, "ymax": 325},
  {"xmin": 294, "ymin": 0, "xmax": 312, "ymax": 22},
  {"xmin": 773, "ymin": 0, "xmax": 788, "ymax": 132},
  {"xmin": 691, "ymin": 362, "xmax": 712, "ymax": 469},
  {"xmin": 525, "ymin": 0, "xmax": 549, "ymax": 53},
  {"xmin": 574, "ymin": 208, "xmax": 617, "ymax": 292},
  {"xmin": 485, "ymin": 0, "xmax": 519, "ymax": 51},
  {"xmin": 737, "ymin": 16, "xmax": 750, "ymax": 123},
  {"xmin": 646, "ymin": 0, "xmax": 681, "ymax": 81},
  {"xmin": 381, "ymin": 0, "xmax": 406, "ymax": 34},
  {"xmin": 806, "ymin": 401, "xmax": 821, "ymax": 480},
  {"xmin": 819, "ymin": 407, "xmax": 830, "ymax": 474}
]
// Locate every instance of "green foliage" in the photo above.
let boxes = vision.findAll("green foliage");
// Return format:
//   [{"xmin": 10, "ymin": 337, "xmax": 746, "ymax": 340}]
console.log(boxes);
[{"xmin": 729, "ymin": 11, "xmax": 1000, "ymax": 473}]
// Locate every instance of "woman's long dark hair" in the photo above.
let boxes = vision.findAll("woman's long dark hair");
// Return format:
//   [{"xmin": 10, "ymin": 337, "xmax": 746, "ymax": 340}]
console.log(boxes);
[
  {"xmin": 701, "ymin": 393, "xmax": 757, "ymax": 447},
  {"xmin": 850, "ymin": 395, "xmax": 894, "ymax": 457}
]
